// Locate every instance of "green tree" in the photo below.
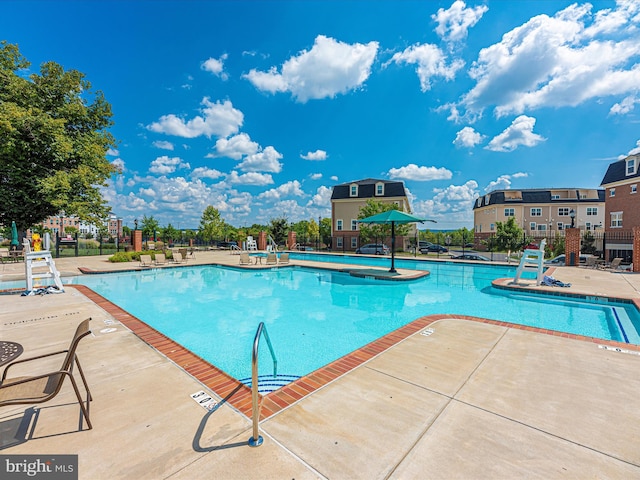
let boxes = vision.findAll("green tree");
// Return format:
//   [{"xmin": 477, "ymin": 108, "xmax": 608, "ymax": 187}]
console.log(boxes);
[
  {"xmin": 162, "ymin": 223, "xmax": 180, "ymax": 244},
  {"xmin": 320, "ymin": 217, "xmax": 331, "ymax": 248},
  {"xmin": 291, "ymin": 220, "xmax": 310, "ymax": 245},
  {"xmin": 269, "ymin": 216, "xmax": 289, "ymax": 245},
  {"xmin": 0, "ymin": 41, "xmax": 117, "ymax": 231},
  {"xmin": 141, "ymin": 215, "xmax": 159, "ymax": 240},
  {"xmin": 495, "ymin": 217, "xmax": 524, "ymax": 251},
  {"xmin": 357, "ymin": 200, "xmax": 409, "ymax": 244},
  {"xmin": 199, "ymin": 206, "xmax": 224, "ymax": 244},
  {"xmin": 581, "ymin": 230, "xmax": 597, "ymax": 255}
]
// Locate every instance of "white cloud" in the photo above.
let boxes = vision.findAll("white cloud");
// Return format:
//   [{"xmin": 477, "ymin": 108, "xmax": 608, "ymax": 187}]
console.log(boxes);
[
  {"xmin": 258, "ymin": 180, "xmax": 305, "ymax": 201},
  {"xmin": 453, "ymin": 126, "xmax": 485, "ymax": 148},
  {"xmin": 107, "ymin": 148, "xmax": 119, "ymax": 156},
  {"xmin": 486, "ymin": 115, "xmax": 545, "ymax": 152},
  {"xmin": 330, "ymin": 175, "xmax": 339, "ymax": 181},
  {"xmin": 307, "ymin": 185, "xmax": 332, "ymax": 207},
  {"xmin": 484, "ymin": 175, "xmax": 513, "ymax": 192},
  {"xmin": 191, "ymin": 167, "xmax": 224, "ymax": 180},
  {"xmin": 388, "ymin": 163, "xmax": 453, "ymax": 181},
  {"xmin": 412, "ymin": 180, "xmax": 479, "ymax": 224},
  {"xmin": 629, "ymin": 139, "xmax": 640, "ymax": 156},
  {"xmin": 152, "ymin": 140, "xmax": 175, "ymax": 150},
  {"xmin": 209, "ymin": 133, "xmax": 259, "ymax": 159},
  {"xmin": 610, "ymin": 95, "xmax": 640, "ymax": 115},
  {"xmin": 389, "ymin": 43, "xmax": 464, "ymax": 92},
  {"xmin": 432, "ymin": 0, "xmax": 488, "ymax": 43},
  {"xmin": 149, "ymin": 156, "xmax": 191, "ymax": 174},
  {"xmin": 512, "ymin": 172, "xmax": 529, "ymax": 178},
  {"xmin": 301, "ymin": 150, "xmax": 327, "ymax": 161},
  {"xmin": 111, "ymin": 158, "xmax": 125, "ymax": 172},
  {"xmin": 226, "ymin": 171, "xmax": 274, "ymax": 186},
  {"xmin": 237, "ymin": 146, "xmax": 283, "ymax": 173},
  {"xmin": 202, "ymin": 54, "xmax": 229, "ymax": 80},
  {"xmin": 147, "ymin": 98, "xmax": 243, "ymax": 138},
  {"xmin": 243, "ymin": 35, "xmax": 379, "ymax": 102},
  {"xmin": 460, "ymin": 2, "xmax": 640, "ymax": 118},
  {"xmin": 310, "ymin": 173, "xmax": 323, "ymax": 180}
]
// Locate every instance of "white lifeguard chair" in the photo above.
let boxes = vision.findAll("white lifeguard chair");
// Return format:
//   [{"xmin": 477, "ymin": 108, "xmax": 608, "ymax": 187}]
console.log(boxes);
[
  {"xmin": 246, "ymin": 236, "xmax": 257, "ymax": 251},
  {"xmin": 513, "ymin": 239, "xmax": 546, "ymax": 285},
  {"xmin": 23, "ymin": 239, "xmax": 64, "ymax": 292}
]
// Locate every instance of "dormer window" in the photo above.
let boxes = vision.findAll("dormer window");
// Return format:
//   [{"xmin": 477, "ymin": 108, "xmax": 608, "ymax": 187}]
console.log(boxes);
[
  {"xmin": 350, "ymin": 183, "xmax": 358, "ymax": 197},
  {"xmin": 375, "ymin": 182, "xmax": 384, "ymax": 196},
  {"xmin": 627, "ymin": 157, "xmax": 636, "ymax": 176}
]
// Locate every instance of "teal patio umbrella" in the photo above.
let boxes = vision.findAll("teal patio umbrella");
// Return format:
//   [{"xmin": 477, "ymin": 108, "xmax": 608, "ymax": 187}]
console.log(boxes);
[
  {"xmin": 358, "ymin": 210, "xmax": 436, "ymax": 273},
  {"xmin": 10, "ymin": 221, "xmax": 19, "ymax": 249}
]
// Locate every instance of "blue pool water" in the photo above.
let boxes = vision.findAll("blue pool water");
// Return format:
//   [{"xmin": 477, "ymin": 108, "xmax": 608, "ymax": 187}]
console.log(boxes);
[{"xmin": 51, "ymin": 259, "xmax": 640, "ymax": 385}]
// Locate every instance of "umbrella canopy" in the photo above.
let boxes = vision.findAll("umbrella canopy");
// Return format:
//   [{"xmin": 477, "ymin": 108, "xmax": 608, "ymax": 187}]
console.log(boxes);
[
  {"xmin": 359, "ymin": 210, "xmax": 436, "ymax": 272},
  {"xmin": 10, "ymin": 221, "xmax": 19, "ymax": 248}
]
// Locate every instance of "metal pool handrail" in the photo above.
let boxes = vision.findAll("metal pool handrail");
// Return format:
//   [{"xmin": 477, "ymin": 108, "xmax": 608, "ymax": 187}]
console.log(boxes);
[{"xmin": 248, "ymin": 321, "xmax": 277, "ymax": 447}]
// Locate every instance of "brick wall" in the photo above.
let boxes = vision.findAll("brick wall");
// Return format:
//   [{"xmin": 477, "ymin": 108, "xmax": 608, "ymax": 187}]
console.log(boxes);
[{"xmin": 565, "ymin": 228, "xmax": 580, "ymax": 266}]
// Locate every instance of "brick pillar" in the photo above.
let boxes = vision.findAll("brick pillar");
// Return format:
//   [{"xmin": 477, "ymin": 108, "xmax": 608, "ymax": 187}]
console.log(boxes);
[
  {"xmin": 258, "ymin": 231, "xmax": 267, "ymax": 250},
  {"xmin": 133, "ymin": 230, "xmax": 143, "ymax": 252},
  {"xmin": 565, "ymin": 228, "xmax": 580, "ymax": 266},
  {"xmin": 287, "ymin": 231, "xmax": 297, "ymax": 250},
  {"xmin": 633, "ymin": 226, "xmax": 640, "ymax": 272}
]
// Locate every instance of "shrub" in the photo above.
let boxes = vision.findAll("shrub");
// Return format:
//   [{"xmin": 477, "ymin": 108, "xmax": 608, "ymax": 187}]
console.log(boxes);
[{"xmin": 109, "ymin": 252, "xmax": 131, "ymax": 263}]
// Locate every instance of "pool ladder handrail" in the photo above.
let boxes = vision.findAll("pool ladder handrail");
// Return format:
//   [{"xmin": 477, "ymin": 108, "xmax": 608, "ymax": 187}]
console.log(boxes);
[{"xmin": 248, "ymin": 321, "xmax": 277, "ymax": 447}]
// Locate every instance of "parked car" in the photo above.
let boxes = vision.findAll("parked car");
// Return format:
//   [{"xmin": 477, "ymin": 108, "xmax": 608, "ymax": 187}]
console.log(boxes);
[
  {"xmin": 216, "ymin": 241, "xmax": 238, "ymax": 249},
  {"xmin": 451, "ymin": 254, "xmax": 490, "ymax": 261},
  {"xmin": 524, "ymin": 243, "xmax": 539, "ymax": 250},
  {"xmin": 355, "ymin": 244, "xmax": 390, "ymax": 255},
  {"xmin": 420, "ymin": 244, "xmax": 448, "ymax": 253},
  {"xmin": 545, "ymin": 254, "xmax": 593, "ymax": 266}
]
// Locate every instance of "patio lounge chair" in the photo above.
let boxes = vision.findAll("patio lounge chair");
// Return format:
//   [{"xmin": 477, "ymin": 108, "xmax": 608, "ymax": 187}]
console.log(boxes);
[
  {"xmin": 140, "ymin": 254, "xmax": 153, "ymax": 267},
  {"xmin": 266, "ymin": 253, "xmax": 277, "ymax": 265},
  {"xmin": 584, "ymin": 257, "xmax": 596, "ymax": 268},
  {"xmin": 605, "ymin": 257, "xmax": 623, "ymax": 271},
  {"xmin": 154, "ymin": 253, "xmax": 167, "ymax": 265},
  {"xmin": 172, "ymin": 252, "xmax": 184, "ymax": 264},
  {"xmin": 279, "ymin": 253, "xmax": 289, "ymax": 264},
  {"xmin": 178, "ymin": 248, "xmax": 189, "ymax": 262},
  {"xmin": 0, "ymin": 318, "xmax": 94, "ymax": 429},
  {"xmin": 239, "ymin": 252, "xmax": 251, "ymax": 265}
]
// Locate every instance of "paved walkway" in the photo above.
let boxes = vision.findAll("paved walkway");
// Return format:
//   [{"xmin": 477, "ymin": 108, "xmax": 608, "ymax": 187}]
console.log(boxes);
[{"xmin": 1, "ymin": 252, "xmax": 640, "ymax": 479}]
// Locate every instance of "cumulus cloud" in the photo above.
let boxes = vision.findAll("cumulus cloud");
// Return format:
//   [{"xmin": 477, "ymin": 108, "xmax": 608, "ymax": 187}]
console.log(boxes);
[
  {"xmin": 191, "ymin": 167, "xmax": 224, "ymax": 180},
  {"xmin": 628, "ymin": 139, "xmax": 640, "ymax": 156},
  {"xmin": 330, "ymin": 175, "xmax": 339, "ymax": 181},
  {"xmin": 149, "ymin": 156, "xmax": 191, "ymax": 174},
  {"xmin": 307, "ymin": 185, "xmax": 332, "ymax": 207},
  {"xmin": 310, "ymin": 173, "xmax": 323, "ymax": 180},
  {"xmin": 301, "ymin": 150, "xmax": 328, "ymax": 161},
  {"xmin": 459, "ymin": 2, "xmax": 640, "ymax": 118},
  {"xmin": 610, "ymin": 95, "xmax": 640, "ymax": 115},
  {"xmin": 433, "ymin": 0, "xmax": 488, "ymax": 43},
  {"xmin": 111, "ymin": 158, "xmax": 125, "ymax": 173},
  {"xmin": 486, "ymin": 115, "xmax": 545, "ymax": 152},
  {"xmin": 237, "ymin": 146, "xmax": 283, "ymax": 173},
  {"xmin": 147, "ymin": 98, "xmax": 243, "ymax": 138},
  {"xmin": 152, "ymin": 140, "xmax": 175, "ymax": 150},
  {"xmin": 209, "ymin": 133, "xmax": 259, "ymax": 159},
  {"xmin": 389, "ymin": 43, "xmax": 464, "ymax": 92},
  {"xmin": 453, "ymin": 126, "xmax": 485, "ymax": 148},
  {"xmin": 226, "ymin": 171, "xmax": 274, "ymax": 186},
  {"xmin": 412, "ymin": 180, "xmax": 479, "ymax": 224},
  {"xmin": 202, "ymin": 54, "xmax": 229, "ymax": 80},
  {"xmin": 258, "ymin": 180, "xmax": 305, "ymax": 201},
  {"xmin": 107, "ymin": 148, "xmax": 119, "ymax": 156},
  {"xmin": 388, "ymin": 164, "xmax": 453, "ymax": 181},
  {"xmin": 243, "ymin": 35, "xmax": 379, "ymax": 102}
]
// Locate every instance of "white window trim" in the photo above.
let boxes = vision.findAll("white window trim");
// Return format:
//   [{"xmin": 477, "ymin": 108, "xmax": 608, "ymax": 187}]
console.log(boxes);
[
  {"xmin": 349, "ymin": 184, "xmax": 358, "ymax": 197},
  {"xmin": 375, "ymin": 182, "xmax": 384, "ymax": 196},
  {"xmin": 626, "ymin": 158, "xmax": 636, "ymax": 176},
  {"xmin": 336, "ymin": 219, "xmax": 343, "ymax": 231},
  {"xmin": 631, "ymin": 184, "xmax": 637, "ymax": 194},
  {"xmin": 504, "ymin": 208, "xmax": 514, "ymax": 217},
  {"xmin": 351, "ymin": 237, "xmax": 358, "ymax": 248},
  {"xmin": 610, "ymin": 188, "xmax": 616, "ymax": 197},
  {"xmin": 351, "ymin": 219, "xmax": 358, "ymax": 231},
  {"xmin": 610, "ymin": 211, "xmax": 623, "ymax": 228},
  {"xmin": 530, "ymin": 208, "xmax": 542, "ymax": 217}
]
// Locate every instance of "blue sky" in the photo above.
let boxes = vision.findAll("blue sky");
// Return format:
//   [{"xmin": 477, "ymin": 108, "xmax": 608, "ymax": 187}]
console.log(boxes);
[{"xmin": 3, "ymin": 1, "xmax": 640, "ymax": 230}]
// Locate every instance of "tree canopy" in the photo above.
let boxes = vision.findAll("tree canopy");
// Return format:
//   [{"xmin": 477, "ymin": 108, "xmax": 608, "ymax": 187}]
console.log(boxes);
[
  {"xmin": 0, "ymin": 41, "xmax": 117, "ymax": 231},
  {"xmin": 357, "ymin": 199, "xmax": 410, "ymax": 244},
  {"xmin": 495, "ymin": 217, "xmax": 524, "ymax": 251}
]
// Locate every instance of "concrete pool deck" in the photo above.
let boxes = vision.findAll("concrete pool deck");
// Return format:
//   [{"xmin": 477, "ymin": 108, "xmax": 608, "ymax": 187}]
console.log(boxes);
[{"xmin": 1, "ymin": 251, "xmax": 640, "ymax": 478}]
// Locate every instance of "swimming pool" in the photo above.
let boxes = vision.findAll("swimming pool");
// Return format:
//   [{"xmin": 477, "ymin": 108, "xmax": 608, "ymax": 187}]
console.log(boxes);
[{"xmin": 62, "ymin": 260, "xmax": 640, "ymax": 390}]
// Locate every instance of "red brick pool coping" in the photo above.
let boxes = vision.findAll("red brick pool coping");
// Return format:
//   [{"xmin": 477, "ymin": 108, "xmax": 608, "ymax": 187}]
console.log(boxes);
[{"xmin": 71, "ymin": 284, "xmax": 640, "ymax": 421}]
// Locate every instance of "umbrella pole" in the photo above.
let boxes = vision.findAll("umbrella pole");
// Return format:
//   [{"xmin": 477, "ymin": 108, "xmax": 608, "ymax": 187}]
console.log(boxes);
[{"xmin": 390, "ymin": 222, "xmax": 396, "ymax": 273}]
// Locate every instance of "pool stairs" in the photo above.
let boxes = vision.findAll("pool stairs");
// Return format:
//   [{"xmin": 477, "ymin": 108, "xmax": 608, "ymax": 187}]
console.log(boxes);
[
  {"xmin": 240, "ymin": 374, "xmax": 301, "ymax": 394},
  {"xmin": 513, "ymin": 239, "xmax": 546, "ymax": 286}
]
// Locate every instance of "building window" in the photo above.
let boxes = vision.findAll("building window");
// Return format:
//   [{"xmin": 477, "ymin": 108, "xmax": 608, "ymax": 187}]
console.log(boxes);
[
  {"xmin": 375, "ymin": 182, "xmax": 384, "ymax": 196},
  {"xmin": 336, "ymin": 237, "xmax": 343, "ymax": 248},
  {"xmin": 586, "ymin": 222, "xmax": 591, "ymax": 231},
  {"xmin": 351, "ymin": 237, "xmax": 358, "ymax": 249},
  {"xmin": 530, "ymin": 222, "xmax": 536, "ymax": 230},
  {"xmin": 490, "ymin": 223, "xmax": 495, "ymax": 231},
  {"xmin": 557, "ymin": 222, "xmax": 564, "ymax": 230},
  {"xmin": 610, "ymin": 212, "xmax": 623, "ymax": 228},
  {"xmin": 632, "ymin": 184, "xmax": 637, "ymax": 194},
  {"xmin": 537, "ymin": 224, "xmax": 547, "ymax": 231},
  {"xmin": 336, "ymin": 219, "xmax": 343, "ymax": 231},
  {"xmin": 504, "ymin": 208, "xmax": 514, "ymax": 217},
  {"xmin": 350, "ymin": 184, "xmax": 358, "ymax": 197},
  {"xmin": 586, "ymin": 207, "xmax": 598, "ymax": 215},
  {"xmin": 627, "ymin": 157, "xmax": 635, "ymax": 175},
  {"xmin": 610, "ymin": 188, "xmax": 615, "ymax": 197},
  {"xmin": 351, "ymin": 219, "xmax": 358, "ymax": 231},
  {"xmin": 558, "ymin": 207, "xmax": 569, "ymax": 216},
  {"xmin": 551, "ymin": 194, "xmax": 560, "ymax": 200},
  {"xmin": 530, "ymin": 208, "xmax": 542, "ymax": 217}
]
